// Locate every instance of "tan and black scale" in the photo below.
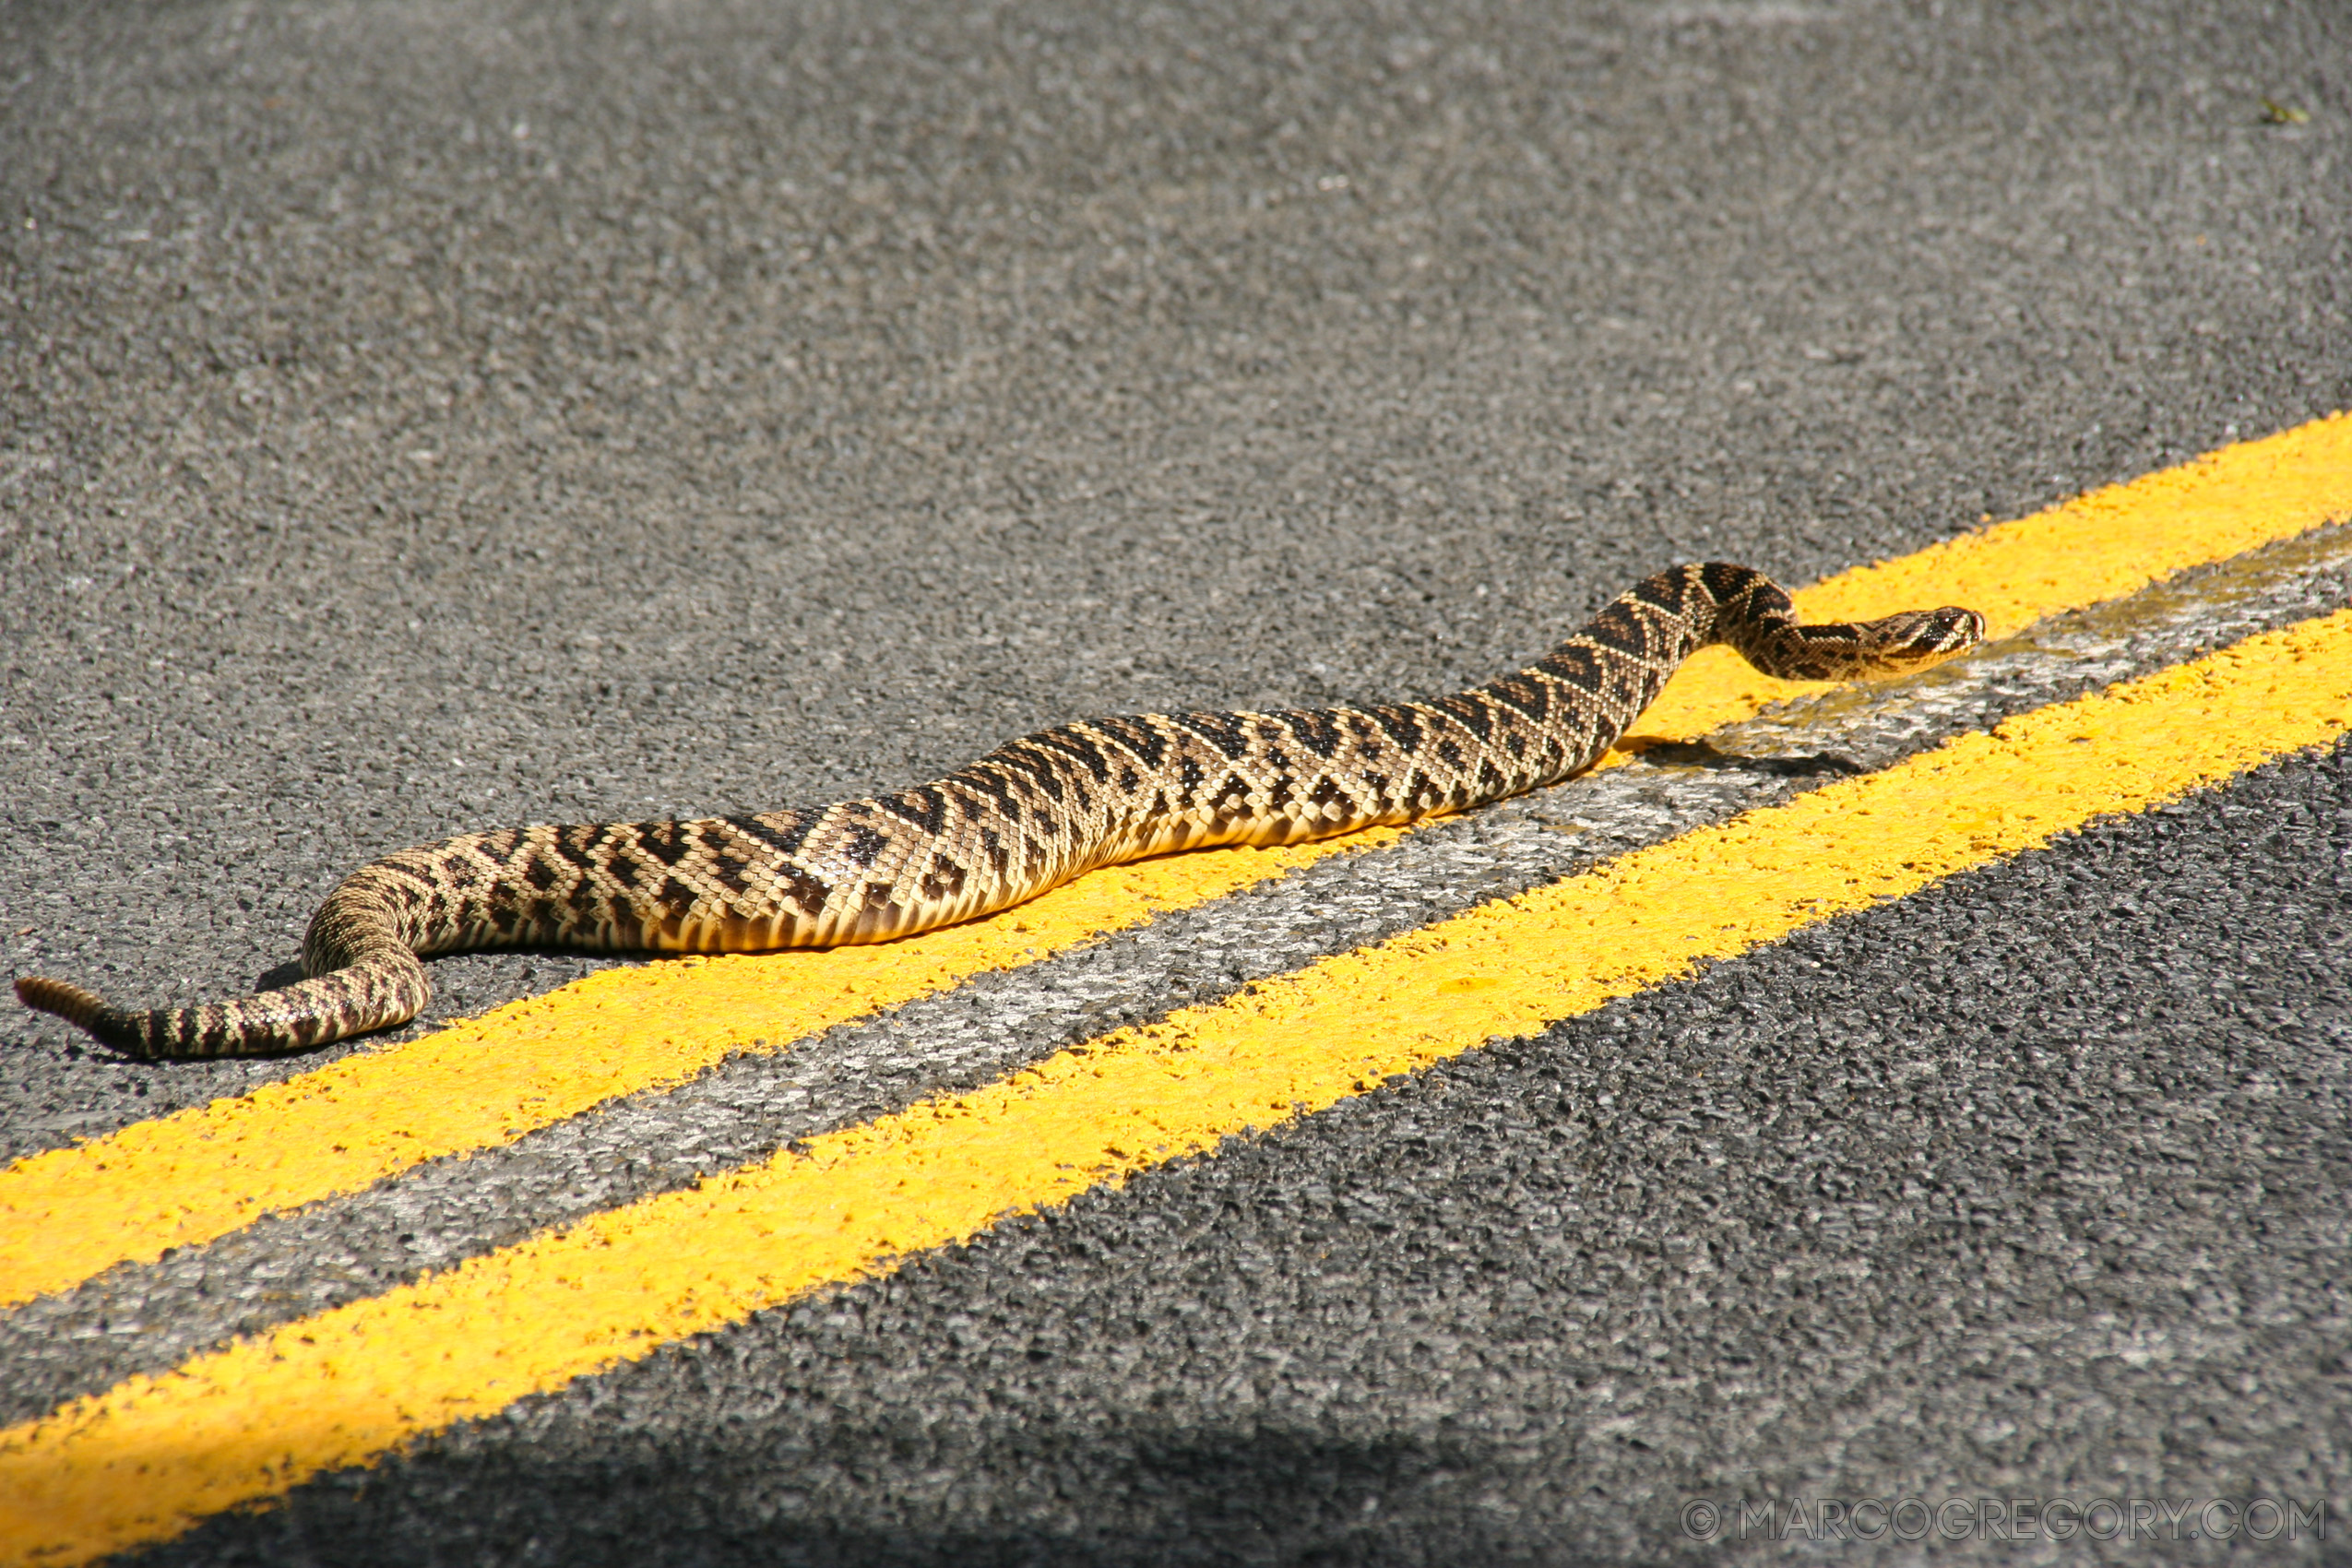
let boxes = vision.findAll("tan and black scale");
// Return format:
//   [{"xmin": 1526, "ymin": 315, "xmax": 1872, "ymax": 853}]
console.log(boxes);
[{"xmin": 16, "ymin": 564, "xmax": 1984, "ymax": 1059}]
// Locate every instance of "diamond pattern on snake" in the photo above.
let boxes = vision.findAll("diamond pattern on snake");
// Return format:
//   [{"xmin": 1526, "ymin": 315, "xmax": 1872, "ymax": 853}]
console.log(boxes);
[{"xmin": 16, "ymin": 563, "xmax": 1983, "ymax": 1059}]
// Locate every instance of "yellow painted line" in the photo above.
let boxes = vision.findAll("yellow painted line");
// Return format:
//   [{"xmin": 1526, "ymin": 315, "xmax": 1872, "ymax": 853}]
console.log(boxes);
[
  {"xmin": 5, "ymin": 609, "xmax": 2349, "ymax": 1567},
  {"xmin": 2, "ymin": 410, "xmax": 2349, "ymax": 1313},
  {"xmin": 1624, "ymin": 410, "xmax": 2352, "ymax": 742}
]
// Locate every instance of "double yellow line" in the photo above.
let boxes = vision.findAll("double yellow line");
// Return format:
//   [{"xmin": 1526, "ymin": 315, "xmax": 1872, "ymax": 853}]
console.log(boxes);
[
  {"xmin": 4, "ymin": 415, "xmax": 2350, "ymax": 1564},
  {"xmin": 5, "ymin": 415, "xmax": 2348, "ymax": 1311}
]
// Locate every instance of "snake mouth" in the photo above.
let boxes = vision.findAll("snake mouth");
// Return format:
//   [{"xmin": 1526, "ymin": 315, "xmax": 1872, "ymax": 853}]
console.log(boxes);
[{"xmin": 1865, "ymin": 605, "xmax": 1987, "ymax": 671}]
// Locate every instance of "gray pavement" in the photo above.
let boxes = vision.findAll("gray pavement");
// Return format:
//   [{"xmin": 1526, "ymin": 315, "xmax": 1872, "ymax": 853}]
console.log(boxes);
[
  {"xmin": 153, "ymin": 731, "xmax": 2352, "ymax": 1567},
  {"xmin": 2, "ymin": 0, "xmax": 2348, "ymax": 1561},
  {"xmin": 8, "ymin": 521, "xmax": 2347, "ymax": 1435}
]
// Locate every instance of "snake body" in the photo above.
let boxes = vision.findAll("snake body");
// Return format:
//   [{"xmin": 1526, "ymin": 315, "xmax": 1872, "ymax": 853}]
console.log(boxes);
[{"xmin": 17, "ymin": 564, "xmax": 1982, "ymax": 1060}]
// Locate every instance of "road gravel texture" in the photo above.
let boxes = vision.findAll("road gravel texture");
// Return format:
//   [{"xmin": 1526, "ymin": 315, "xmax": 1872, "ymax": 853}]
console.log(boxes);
[
  {"xmin": 2, "ymin": 0, "xmax": 2347, "ymax": 1561},
  {"xmin": 9, "ymin": 525, "xmax": 2346, "ymax": 1435},
  {"xmin": 154, "ymin": 736, "xmax": 2352, "ymax": 1567}
]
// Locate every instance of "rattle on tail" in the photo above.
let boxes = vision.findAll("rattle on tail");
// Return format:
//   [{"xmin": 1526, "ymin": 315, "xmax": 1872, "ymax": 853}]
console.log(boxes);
[{"xmin": 17, "ymin": 564, "xmax": 1982, "ymax": 1059}]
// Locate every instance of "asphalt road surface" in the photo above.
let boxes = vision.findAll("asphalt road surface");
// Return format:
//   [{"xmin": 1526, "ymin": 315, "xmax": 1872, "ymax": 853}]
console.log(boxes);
[{"xmin": 3, "ymin": 0, "xmax": 2348, "ymax": 1562}]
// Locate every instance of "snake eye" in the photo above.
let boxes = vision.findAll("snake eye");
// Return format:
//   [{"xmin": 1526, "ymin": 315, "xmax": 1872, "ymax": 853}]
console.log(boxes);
[{"xmin": 1934, "ymin": 607, "xmax": 1988, "ymax": 649}]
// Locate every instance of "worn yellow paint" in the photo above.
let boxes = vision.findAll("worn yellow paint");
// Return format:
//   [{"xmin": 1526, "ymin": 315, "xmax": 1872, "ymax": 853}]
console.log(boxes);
[
  {"xmin": 1624, "ymin": 410, "xmax": 2352, "ymax": 742},
  {"xmin": 5, "ymin": 608, "xmax": 2349, "ymax": 1567},
  {"xmin": 2, "ymin": 410, "xmax": 2349, "ymax": 1313}
]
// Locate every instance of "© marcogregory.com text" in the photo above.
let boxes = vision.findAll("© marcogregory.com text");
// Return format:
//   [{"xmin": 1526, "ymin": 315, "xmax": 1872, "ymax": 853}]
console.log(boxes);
[{"xmin": 1678, "ymin": 1494, "xmax": 2327, "ymax": 1544}]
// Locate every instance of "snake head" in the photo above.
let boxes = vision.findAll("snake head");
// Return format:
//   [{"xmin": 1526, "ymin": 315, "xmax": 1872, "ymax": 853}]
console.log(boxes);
[{"xmin": 1857, "ymin": 605, "xmax": 1988, "ymax": 673}]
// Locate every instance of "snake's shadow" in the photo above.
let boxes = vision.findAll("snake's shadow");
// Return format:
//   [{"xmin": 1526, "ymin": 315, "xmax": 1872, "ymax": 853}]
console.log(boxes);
[
  {"xmin": 252, "ymin": 942, "xmax": 623, "ymax": 996},
  {"xmin": 1616, "ymin": 736, "xmax": 1868, "ymax": 778}
]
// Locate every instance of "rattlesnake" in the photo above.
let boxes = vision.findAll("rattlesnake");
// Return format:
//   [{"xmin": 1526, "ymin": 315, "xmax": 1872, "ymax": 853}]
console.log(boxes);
[{"xmin": 17, "ymin": 563, "xmax": 1982, "ymax": 1060}]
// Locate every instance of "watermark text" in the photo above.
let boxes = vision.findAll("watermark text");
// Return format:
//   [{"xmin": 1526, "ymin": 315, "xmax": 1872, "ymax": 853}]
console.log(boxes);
[{"xmin": 1679, "ymin": 1495, "xmax": 2327, "ymax": 1544}]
